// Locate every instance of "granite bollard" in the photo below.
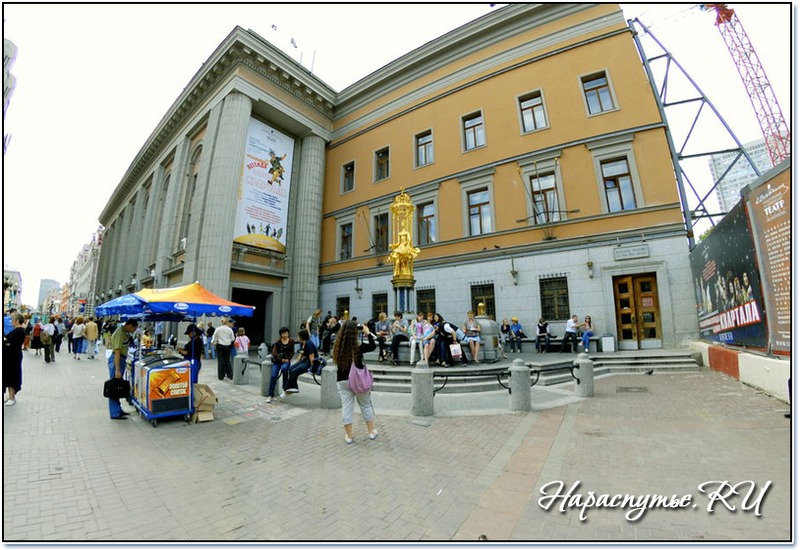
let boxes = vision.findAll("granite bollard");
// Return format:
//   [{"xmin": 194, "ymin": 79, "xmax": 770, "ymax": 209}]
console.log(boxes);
[{"xmin": 509, "ymin": 359, "xmax": 531, "ymax": 411}]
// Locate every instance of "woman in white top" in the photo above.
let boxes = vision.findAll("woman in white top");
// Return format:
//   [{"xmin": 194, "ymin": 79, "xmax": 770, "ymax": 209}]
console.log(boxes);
[{"xmin": 71, "ymin": 317, "xmax": 86, "ymax": 360}]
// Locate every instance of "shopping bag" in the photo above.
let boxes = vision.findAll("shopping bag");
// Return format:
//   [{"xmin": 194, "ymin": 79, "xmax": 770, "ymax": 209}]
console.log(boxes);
[
  {"xmin": 348, "ymin": 362, "xmax": 373, "ymax": 394},
  {"xmin": 449, "ymin": 343, "xmax": 463, "ymax": 359},
  {"xmin": 103, "ymin": 378, "xmax": 131, "ymax": 399}
]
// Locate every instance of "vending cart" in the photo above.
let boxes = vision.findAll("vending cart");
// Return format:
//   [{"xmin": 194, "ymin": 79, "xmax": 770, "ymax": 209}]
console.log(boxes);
[{"xmin": 130, "ymin": 354, "xmax": 194, "ymax": 427}]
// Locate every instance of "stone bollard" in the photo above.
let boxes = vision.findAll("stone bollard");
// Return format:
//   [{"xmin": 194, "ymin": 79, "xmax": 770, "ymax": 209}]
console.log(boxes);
[
  {"xmin": 509, "ymin": 359, "xmax": 531, "ymax": 411},
  {"xmin": 260, "ymin": 359, "xmax": 271, "ymax": 397},
  {"xmin": 257, "ymin": 343, "xmax": 269, "ymax": 362},
  {"xmin": 573, "ymin": 352, "xmax": 594, "ymax": 397},
  {"xmin": 320, "ymin": 364, "xmax": 341, "ymax": 409},
  {"xmin": 411, "ymin": 366, "xmax": 434, "ymax": 416},
  {"xmin": 233, "ymin": 355, "xmax": 249, "ymax": 385}
]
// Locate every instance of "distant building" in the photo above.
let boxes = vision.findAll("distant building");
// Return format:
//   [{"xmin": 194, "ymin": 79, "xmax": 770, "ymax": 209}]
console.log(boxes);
[
  {"xmin": 38, "ymin": 279, "xmax": 60, "ymax": 314},
  {"xmin": 3, "ymin": 268, "xmax": 22, "ymax": 311},
  {"xmin": 4, "ymin": 38, "xmax": 17, "ymax": 153},
  {"xmin": 68, "ymin": 228, "xmax": 103, "ymax": 317},
  {"xmin": 708, "ymin": 137, "xmax": 773, "ymax": 213}
]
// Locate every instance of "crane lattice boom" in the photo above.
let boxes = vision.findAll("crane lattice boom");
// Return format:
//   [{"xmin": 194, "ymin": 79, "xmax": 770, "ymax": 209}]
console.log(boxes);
[{"xmin": 703, "ymin": 4, "xmax": 790, "ymax": 166}]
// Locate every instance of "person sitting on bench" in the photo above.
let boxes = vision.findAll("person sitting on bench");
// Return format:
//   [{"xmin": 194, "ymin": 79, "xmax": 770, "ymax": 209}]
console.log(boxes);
[
  {"xmin": 536, "ymin": 318, "xmax": 551, "ymax": 353},
  {"xmin": 561, "ymin": 314, "xmax": 580, "ymax": 353}
]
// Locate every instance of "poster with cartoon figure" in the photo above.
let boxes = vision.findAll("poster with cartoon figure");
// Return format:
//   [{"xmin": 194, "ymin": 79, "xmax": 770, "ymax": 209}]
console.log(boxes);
[{"xmin": 233, "ymin": 118, "xmax": 294, "ymax": 253}]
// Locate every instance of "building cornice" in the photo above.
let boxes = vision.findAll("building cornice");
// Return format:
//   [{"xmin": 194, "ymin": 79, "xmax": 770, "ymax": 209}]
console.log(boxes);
[{"xmin": 100, "ymin": 27, "xmax": 337, "ymax": 224}]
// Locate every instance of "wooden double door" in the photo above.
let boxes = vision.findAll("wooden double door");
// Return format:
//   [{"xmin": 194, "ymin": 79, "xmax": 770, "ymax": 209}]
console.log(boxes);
[{"xmin": 613, "ymin": 273, "xmax": 662, "ymax": 350}]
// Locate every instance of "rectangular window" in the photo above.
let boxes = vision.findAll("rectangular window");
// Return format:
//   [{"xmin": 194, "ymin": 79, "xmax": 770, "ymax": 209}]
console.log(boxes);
[
  {"xmin": 529, "ymin": 172, "xmax": 560, "ymax": 224},
  {"xmin": 602, "ymin": 158, "xmax": 637, "ymax": 212},
  {"xmin": 582, "ymin": 72, "xmax": 615, "ymax": 115},
  {"xmin": 417, "ymin": 202, "xmax": 436, "ymax": 245},
  {"xmin": 342, "ymin": 161, "xmax": 355, "ymax": 193},
  {"xmin": 468, "ymin": 189, "xmax": 491, "ymax": 236},
  {"xmin": 371, "ymin": 293, "xmax": 388, "ymax": 321},
  {"xmin": 463, "ymin": 112, "xmax": 486, "ymax": 150},
  {"xmin": 416, "ymin": 289, "xmax": 436, "ymax": 316},
  {"xmin": 375, "ymin": 147, "xmax": 390, "ymax": 181},
  {"xmin": 415, "ymin": 130, "xmax": 434, "ymax": 167},
  {"xmin": 540, "ymin": 277, "xmax": 570, "ymax": 321},
  {"xmin": 374, "ymin": 213, "xmax": 389, "ymax": 254},
  {"xmin": 470, "ymin": 284, "xmax": 496, "ymax": 319},
  {"xmin": 519, "ymin": 92, "xmax": 547, "ymax": 132},
  {"xmin": 340, "ymin": 223, "xmax": 353, "ymax": 260},
  {"xmin": 336, "ymin": 297, "xmax": 350, "ymax": 320}
]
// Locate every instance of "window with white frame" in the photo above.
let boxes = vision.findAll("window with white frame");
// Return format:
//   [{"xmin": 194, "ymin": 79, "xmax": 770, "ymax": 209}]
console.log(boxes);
[
  {"xmin": 339, "ymin": 222, "xmax": 353, "ymax": 260},
  {"xmin": 459, "ymin": 167, "xmax": 494, "ymax": 237},
  {"xmin": 342, "ymin": 161, "xmax": 355, "ymax": 193},
  {"xmin": 518, "ymin": 155, "xmax": 567, "ymax": 227},
  {"xmin": 587, "ymin": 135, "xmax": 643, "ymax": 214},
  {"xmin": 417, "ymin": 202, "xmax": 436, "ymax": 245},
  {"xmin": 462, "ymin": 111, "xmax": 486, "ymax": 151},
  {"xmin": 602, "ymin": 158, "xmax": 637, "ymax": 212},
  {"xmin": 374, "ymin": 212, "xmax": 389, "ymax": 254},
  {"xmin": 415, "ymin": 130, "xmax": 434, "ymax": 167},
  {"xmin": 581, "ymin": 71, "xmax": 616, "ymax": 115},
  {"xmin": 519, "ymin": 91, "xmax": 547, "ymax": 133},
  {"xmin": 374, "ymin": 147, "xmax": 389, "ymax": 182}
]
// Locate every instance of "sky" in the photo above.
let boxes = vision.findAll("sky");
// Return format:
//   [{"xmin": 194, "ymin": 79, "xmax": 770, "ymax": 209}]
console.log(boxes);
[{"xmin": 2, "ymin": 3, "xmax": 793, "ymax": 307}]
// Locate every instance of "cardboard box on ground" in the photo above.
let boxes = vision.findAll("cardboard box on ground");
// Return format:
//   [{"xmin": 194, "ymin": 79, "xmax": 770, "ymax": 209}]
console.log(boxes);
[{"xmin": 191, "ymin": 384, "xmax": 217, "ymax": 423}]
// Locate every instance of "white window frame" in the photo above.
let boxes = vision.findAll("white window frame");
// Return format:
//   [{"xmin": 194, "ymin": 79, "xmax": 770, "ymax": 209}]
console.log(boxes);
[
  {"xmin": 578, "ymin": 69, "xmax": 619, "ymax": 117},
  {"xmin": 518, "ymin": 154, "xmax": 566, "ymax": 226},
  {"xmin": 411, "ymin": 187, "xmax": 439, "ymax": 246},
  {"xmin": 337, "ymin": 213, "xmax": 356, "ymax": 261},
  {"xmin": 373, "ymin": 146, "xmax": 390, "ymax": 183},
  {"xmin": 458, "ymin": 167, "xmax": 495, "ymax": 236},
  {"xmin": 461, "ymin": 110, "xmax": 487, "ymax": 152},
  {"xmin": 341, "ymin": 161, "xmax": 356, "ymax": 194},
  {"xmin": 414, "ymin": 129, "xmax": 435, "ymax": 168},
  {"xmin": 587, "ymin": 135, "xmax": 644, "ymax": 213},
  {"xmin": 517, "ymin": 89, "xmax": 549, "ymax": 134}
]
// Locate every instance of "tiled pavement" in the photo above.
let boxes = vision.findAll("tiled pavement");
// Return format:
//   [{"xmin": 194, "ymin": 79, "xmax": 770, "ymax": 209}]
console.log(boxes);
[{"xmin": 2, "ymin": 346, "xmax": 792, "ymax": 542}]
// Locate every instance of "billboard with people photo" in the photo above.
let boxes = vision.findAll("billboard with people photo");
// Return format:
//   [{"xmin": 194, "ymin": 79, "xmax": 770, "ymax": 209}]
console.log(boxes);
[{"xmin": 689, "ymin": 202, "xmax": 767, "ymax": 349}]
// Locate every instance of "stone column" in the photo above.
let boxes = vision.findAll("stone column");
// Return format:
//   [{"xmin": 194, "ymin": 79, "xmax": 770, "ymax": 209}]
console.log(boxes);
[
  {"xmin": 411, "ymin": 367, "xmax": 434, "ymax": 416},
  {"xmin": 320, "ymin": 364, "xmax": 340, "ymax": 409},
  {"xmin": 289, "ymin": 134, "xmax": 326, "ymax": 329},
  {"xmin": 509, "ymin": 359, "xmax": 531, "ymax": 411},
  {"xmin": 573, "ymin": 353, "xmax": 594, "ymax": 397},
  {"xmin": 193, "ymin": 92, "xmax": 252, "ymax": 297},
  {"xmin": 154, "ymin": 140, "xmax": 190, "ymax": 284},
  {"xmin": 137, "ymin": 173, "xmax": 162, "ymax": 280}
]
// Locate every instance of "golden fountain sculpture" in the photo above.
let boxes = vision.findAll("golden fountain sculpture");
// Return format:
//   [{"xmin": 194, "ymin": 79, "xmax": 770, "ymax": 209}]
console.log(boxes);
[{"xmin": 386, "ymin": 188, "xmax": 420, "ymax": 286}]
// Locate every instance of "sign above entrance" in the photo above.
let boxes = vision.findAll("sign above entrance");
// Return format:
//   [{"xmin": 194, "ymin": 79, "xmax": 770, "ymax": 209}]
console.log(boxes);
[{"xmin": 614, "ymin": 243, "xmax": 650, "ymax": 261}]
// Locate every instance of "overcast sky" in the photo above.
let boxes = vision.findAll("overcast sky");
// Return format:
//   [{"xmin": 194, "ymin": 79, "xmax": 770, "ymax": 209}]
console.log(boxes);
[{"xmin": 2, "ymin": 3, "xmax": 792, "ymax": 307}]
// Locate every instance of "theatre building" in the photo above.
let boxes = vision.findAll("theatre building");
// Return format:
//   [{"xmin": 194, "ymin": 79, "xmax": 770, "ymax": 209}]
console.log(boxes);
[{"xmin": 96, "ymin": 4, "xmax": 698, "ymax": 349}]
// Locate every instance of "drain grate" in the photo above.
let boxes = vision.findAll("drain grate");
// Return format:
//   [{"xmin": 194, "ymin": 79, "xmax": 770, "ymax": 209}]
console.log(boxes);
[{"xmin": 616, "ymin": 386, "xmax": 649, "ymax": 393}]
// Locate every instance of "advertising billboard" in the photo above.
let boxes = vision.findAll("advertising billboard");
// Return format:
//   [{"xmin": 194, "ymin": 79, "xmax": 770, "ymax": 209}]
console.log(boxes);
[
  {"xmin": 689, "ymin": 202, "xmax": 767, "ymax": 349},
  {"xmin": 233, "ymin": 118, "xmax": 295, "ymax": 253}
]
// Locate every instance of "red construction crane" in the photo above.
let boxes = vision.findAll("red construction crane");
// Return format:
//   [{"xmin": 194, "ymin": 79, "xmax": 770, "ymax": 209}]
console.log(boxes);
[{"xmin": 701, "ymin": 4, "xmax": 790, "ymax": 166}]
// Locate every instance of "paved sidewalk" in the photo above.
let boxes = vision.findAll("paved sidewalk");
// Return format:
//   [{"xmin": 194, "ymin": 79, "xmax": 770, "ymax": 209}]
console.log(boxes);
[{"xmin": 2, "ymin": 346, "xmax": 792, "ymax": 542}]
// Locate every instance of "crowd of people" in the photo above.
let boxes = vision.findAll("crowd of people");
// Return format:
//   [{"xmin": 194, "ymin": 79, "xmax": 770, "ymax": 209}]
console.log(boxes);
[{"xmin": 4, "ymin": 304, "xmax": 595, "ymax": 442}]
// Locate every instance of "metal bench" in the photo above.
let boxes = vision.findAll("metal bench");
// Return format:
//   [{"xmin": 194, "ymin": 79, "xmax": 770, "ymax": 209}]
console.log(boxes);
[{"xmin": 432, "ymin": 366, "xmax": 510, "ymax": 395}]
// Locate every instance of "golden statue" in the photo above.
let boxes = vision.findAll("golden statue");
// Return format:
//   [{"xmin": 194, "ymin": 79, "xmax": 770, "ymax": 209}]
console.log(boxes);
[{"xmin": 386, "ymin": 189, "xmax": 420, "ymax": 279}]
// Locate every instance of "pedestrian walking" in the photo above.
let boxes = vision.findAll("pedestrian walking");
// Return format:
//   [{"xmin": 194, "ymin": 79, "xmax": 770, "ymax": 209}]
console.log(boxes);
[
  {"xmin": 211, "ymin": 318, "xmax": 235, "ymax": 380},
  {"xmin": 3, "ymin": 313, "xmax": 26, "ymax": 406},
  {"xmin": 332, "ymin": 320, "xmax": 379, "ymax": 444}
]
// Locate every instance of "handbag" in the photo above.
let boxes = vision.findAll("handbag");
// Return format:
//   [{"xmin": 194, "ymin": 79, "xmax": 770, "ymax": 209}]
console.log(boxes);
[
  {"xmin": 348, "ymin": 361, "xmax": 373, "ymax": 394},
  {"xmin": 103, "ymin": 378, "xmax": 131, "ymax": 399},
  {"xmin": 449, "ymin": 343, "xmax": 463, "ymax": 358}
]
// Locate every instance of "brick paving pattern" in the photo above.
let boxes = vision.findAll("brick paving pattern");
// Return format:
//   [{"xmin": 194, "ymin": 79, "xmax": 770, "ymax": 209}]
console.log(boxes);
[{"xmin": 3, "ymin": 347, "xmax": 791, "ymax": 542}]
